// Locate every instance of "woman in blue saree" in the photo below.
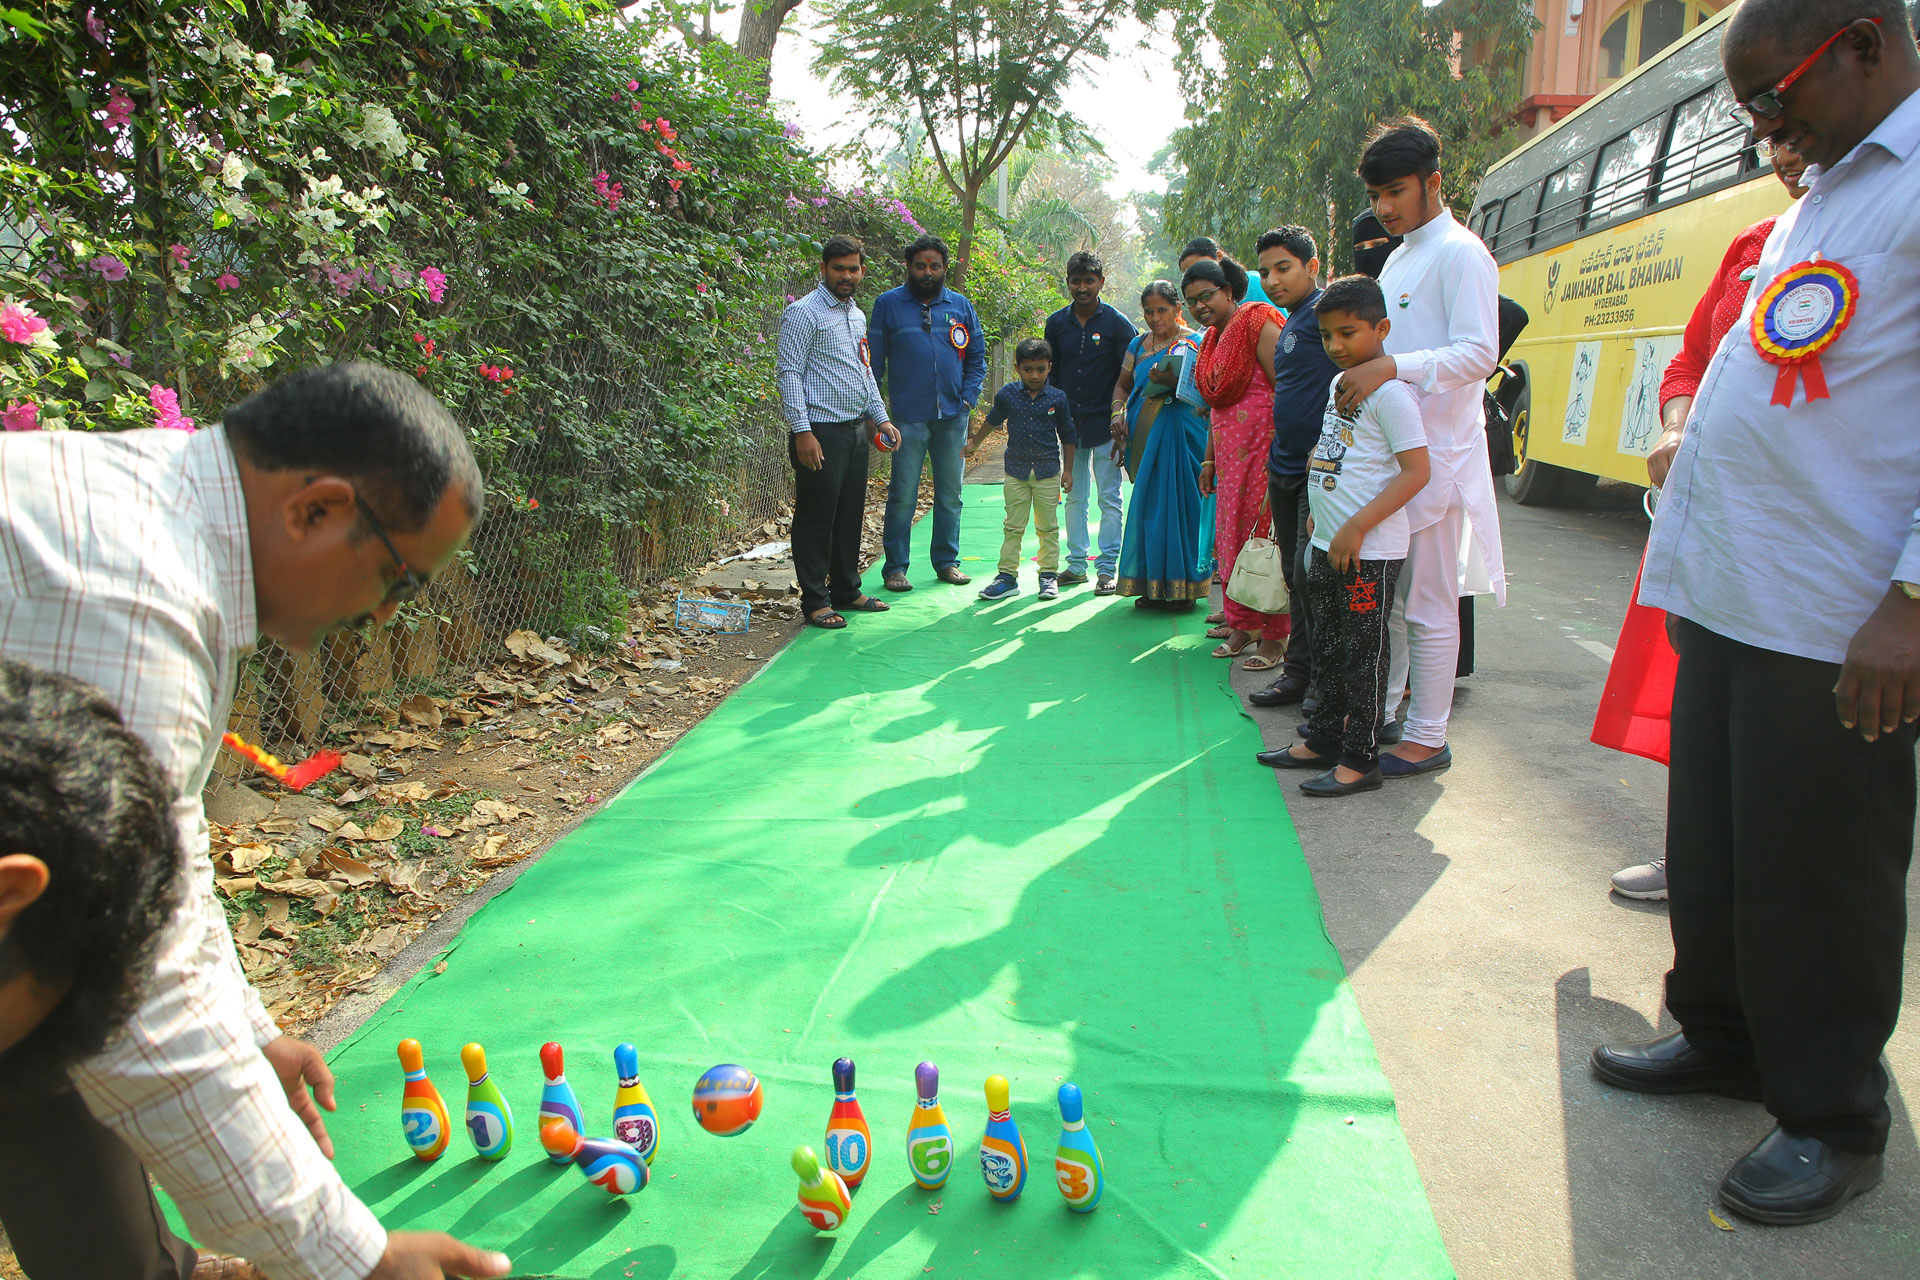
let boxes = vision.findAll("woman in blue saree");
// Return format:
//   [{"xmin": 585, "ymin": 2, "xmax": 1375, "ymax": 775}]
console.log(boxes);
[{"xmin": 1112, "ymin": 281, "xmax": 1209, "ymax": 609}]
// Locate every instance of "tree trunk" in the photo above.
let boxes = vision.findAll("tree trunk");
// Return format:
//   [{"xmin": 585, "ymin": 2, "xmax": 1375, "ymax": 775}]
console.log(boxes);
[
  {"xmin": 735, "ymin": 0, "xmax": 804, "ymax": 97},
  {"xmin": 952, "ymin": 178, "xmax": 983, "ymax": 293}
]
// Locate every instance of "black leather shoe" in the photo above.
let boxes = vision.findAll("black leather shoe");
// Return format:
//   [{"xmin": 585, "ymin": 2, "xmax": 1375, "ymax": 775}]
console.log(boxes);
[
  {"xmin": 1590, "ymin": 1031, "xmax": 1762, "ymax": 1100},
  {"xmin": 1256, "ymin": 745, "xmax": 1334, "ymax": 770},
  {"xmin": 1719, "ymin": 1126, "xmax": 1884, "ymax": 1225},
  {"xmin": 1378, "ymin": 719, "xmax": 1403, "ymax": 746},
  {"xmin": 1249, "ymin": 675, "xmax": 1309, "ymax": 707},
  {"xmin": 1300, "ymin": 767, "xmax": 1382, "ymax": 797}
]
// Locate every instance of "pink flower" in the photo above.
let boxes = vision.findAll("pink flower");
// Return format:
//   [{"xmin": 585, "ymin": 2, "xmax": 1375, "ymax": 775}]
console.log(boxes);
[
  {"xmin": 655, "ymin": 118, "xmax": 676, "ymax": 142},
  {"xmin": 418, "ymin": 266, "xmax": 447, "ymax": 304},
  {"xmin": 149, "ymin": 386, "xmax": 195, "ymax": 433},
  {"xmin": 668, "ymin": 178, "xmax": 682, "ymax": 192},
  {"xmin": 2, "ymin": 401, "xmax": 39, "ymax": 432},
  {"xmin": 390, "ymin": 266, "xmax": 415, "ymax": 287},
  {"xmin": 696, "ymin": 282, "xmax": 709, "ymax": 294},
  {"xmin": 168, "ymin": 243, "xmax": 190, "ymax": 268},
  {"xmin": 104, "ymin": 87, "xmax": 134, "ymax": 130},
  {"xmin": 1, "ymin": 302, "xmax": 49, "ymax": 345},
  {"xmin": 627, "ymin": 80, "xmax": 639, "ymax": 91},
  {"xmin": 109, "ymin": 352, "xmax": 131, "ymax": 369},
  {"xmin": 214, "ymin": 272, "xmax": 240, "ymax": 291},
  {"xmin": 89, "ymin": 254, "xmax": 128, "ymax": 281},
  {"xmin": 637, "ymin": 120, "xmax": 653, "ymax": 133},
  {"xmin": 784, "ymin": 194, "xmax": 802, "ymax": 211},
  {"xmin": 85, "ymin": 8, "xmax": 106, "ymax": 43}
]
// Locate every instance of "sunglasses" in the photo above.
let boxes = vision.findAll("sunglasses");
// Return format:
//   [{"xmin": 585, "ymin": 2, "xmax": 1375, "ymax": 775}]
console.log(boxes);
[
  {"xmin": 920, "ymin": 303, "xmax": 933, "ymax": 332},
  {"xmin": 354, "ymin": 493, "xmax": 428, "ymax": 605},
  {"xmin": 1728, "ymin": 17, "xmax": 1880, "ymax": 124}
]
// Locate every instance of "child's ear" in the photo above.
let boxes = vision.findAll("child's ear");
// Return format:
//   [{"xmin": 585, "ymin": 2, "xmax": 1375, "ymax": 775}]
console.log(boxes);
[{"xmin": 1377, "ymin": 317, "xmax": 1392, "ymax": 341}]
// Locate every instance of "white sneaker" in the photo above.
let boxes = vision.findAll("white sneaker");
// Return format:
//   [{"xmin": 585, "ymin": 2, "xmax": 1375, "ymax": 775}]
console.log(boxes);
[{"xmin": 1610, "ymin": 858, "xmax": 1668, "ymax": 900}]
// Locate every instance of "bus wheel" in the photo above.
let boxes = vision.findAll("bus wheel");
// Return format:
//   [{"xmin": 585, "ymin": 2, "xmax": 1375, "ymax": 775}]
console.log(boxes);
[{"xmin": 1504, "ymin": 380, "xmax": 1564, "ymax": 506}]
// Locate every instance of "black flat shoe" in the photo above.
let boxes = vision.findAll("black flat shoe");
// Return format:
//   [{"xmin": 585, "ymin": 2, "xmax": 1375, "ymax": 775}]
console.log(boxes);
[
  {"xmin": 1300, "ymin": 767, "xmax": 1382, "ymax": 797},
  {"xmin": 1248, "ymin": 675, "xmax": 1309, "ymax": 707},
  {"xmin": 1378, "ymin": 719, "xmax": 1403, "ymax": 746},
  {"xmin": 1590, "ymin": 1030, "xmax": 1762, "ymax": 1100},
  {"xmin": 1720, "ymin": 1126, "xmax": 1884, "ymax": 1225},
  {"xmin": 1133, "ymin": 596, "xmax": 1165, "ymax": 610},
  {"xmin": 1255, "ymin": 746, "xmax": 1334, "ymax": 770},
  {"xmin": 839, "ymin": 596, "xmax": 890, "ymax": 613}
]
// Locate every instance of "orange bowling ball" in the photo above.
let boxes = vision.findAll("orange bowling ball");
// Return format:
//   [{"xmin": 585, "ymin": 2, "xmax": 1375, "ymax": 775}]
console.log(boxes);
[{"xmin": 692, "ymin": 1063, "xmax": 763, "ymax": 1136}]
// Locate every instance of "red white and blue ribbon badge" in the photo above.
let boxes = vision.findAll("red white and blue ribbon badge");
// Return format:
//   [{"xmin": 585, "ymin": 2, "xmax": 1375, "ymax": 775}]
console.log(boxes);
[
  {"xmin": 948, "ymin": 318, "xmax": 970, "ymax": 351},
  {"xmin": 1750, "ymin": 257, "xmax": 1859, "ymax": 406}
]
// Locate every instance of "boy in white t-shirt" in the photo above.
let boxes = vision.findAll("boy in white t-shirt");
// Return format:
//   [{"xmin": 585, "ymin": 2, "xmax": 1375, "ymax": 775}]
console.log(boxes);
[{"xmin": 1259, "ymin": 275, "xmax": 1429, "ymax": 797}]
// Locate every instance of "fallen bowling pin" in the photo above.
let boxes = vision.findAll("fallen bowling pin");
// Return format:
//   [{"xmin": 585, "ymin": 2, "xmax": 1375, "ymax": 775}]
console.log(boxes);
[
  {"xmin": 825, "ymin": 1056, "xmax": 872, "ymax": 1190},
  {"xmin": 979, "ymin": 1073, "xmax": 1028, "ymax": 1202},
  {"xmin": 612, "ymin": 1042, "xmax": 660, "ymax": 1165},
  {"xmin": 792, "ymin": 1145, "xmax": 853, "ymax": 1232},
  {"xmin": 538, "ymin": 1041, "xmax": 585, "ymax": 1164},
  {"xmin": 905, "ymin": 1061, "xmax": 954, "ymax": 1190},
  {"xmin": 546, "ymin": 1120, "xmax": 650, "ymax": 1196},
  {"xmin": 397, "ymin": 1039, "xmax": 451, "ymax": 1162},
  {"xmin": 461, "ymin": 1043, "xmax": 514, "ymax": 1160},
  {"xmin": 1053, "ymin": 1082, "xmax": 1104, "ymax": 1212}
]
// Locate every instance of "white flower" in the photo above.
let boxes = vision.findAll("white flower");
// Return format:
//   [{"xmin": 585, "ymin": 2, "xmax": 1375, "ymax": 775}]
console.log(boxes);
[
  {"xmin": 221, "ymin": 313, "xmax": 283, "ymax": 376},
  {"xmin": 488, "ymin": 179, "xmax": 532, "ymax": 210},
  {"xmin": 343, "ymin": 105, "xmax": 409, "ymax": 160},
  {"xmin": 254, "ymin": 53, "xmax": 274, "ymax": 75},
  {"xmin": 279, "ymin": 1, "xmax": 311, "ymax": 33},
  {"xmin": 220, "ymin": 40, "xmax": 251, "ymax": 67},
  {"xmin": 309, "ymin": 145, "xmax": 330, "ymax": 162},
  {"xmin": 220, "ymin": 154, "xmax": 247, "ymax": 190}
]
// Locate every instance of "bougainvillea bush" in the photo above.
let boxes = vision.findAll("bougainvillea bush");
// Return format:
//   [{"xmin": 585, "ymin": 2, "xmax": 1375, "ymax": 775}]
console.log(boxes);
[{"xmin": 0, "ymin": 1, "xmax": 930, "ymax": 638}]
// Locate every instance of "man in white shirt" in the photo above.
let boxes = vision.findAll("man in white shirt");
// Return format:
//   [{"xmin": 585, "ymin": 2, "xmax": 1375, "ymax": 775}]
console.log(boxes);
[
  {"xmin": 1592, "ymin": 0, "xmax": 1920, "ymax": 1227},
  {"xmin": 0, "ymin": 364, "xmax": 509, "ymax": 1279},
  {"xmin": 1334, "ymin": 117, "xmax": 1504, "ymax": 777}
]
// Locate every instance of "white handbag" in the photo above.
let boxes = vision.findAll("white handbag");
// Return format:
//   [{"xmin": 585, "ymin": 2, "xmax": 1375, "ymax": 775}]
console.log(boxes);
[{"xmin": 1224, "ymin": 501, "xmax": 1289, "ymax": 615}]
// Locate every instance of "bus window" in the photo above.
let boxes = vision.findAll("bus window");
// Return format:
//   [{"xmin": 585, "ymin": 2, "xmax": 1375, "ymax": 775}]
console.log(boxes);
[
  {"xmin": 1659, "ymin": 82, "xmax": 1745, "ymax": 201},
  {"xmin": 1535, "ymin": 156, "xmax": 1593, "ymax": 249},
  {"xmin": 1480, "ymin": 199, "xmax": 1504, "ymax": 251},
  {"xmin": 1499, "ymin": 181, "xmax": 1544, "ymax": 255},
  {"xmin": 1471, "ymin": 202, "xmax": 1498, "ymax": 239},
  {"xmin": 1587, "ymin": 115, "xmax": 1666, "ymax": 227},
  {"xmin": 1638, "ymin": 0, "xmax": 1686, "ymax": 65}
]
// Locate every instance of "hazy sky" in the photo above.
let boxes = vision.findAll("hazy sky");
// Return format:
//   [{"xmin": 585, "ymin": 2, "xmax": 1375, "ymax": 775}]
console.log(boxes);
[{"xmin": 749, "ymin": 9, "xmax": 1191, "ymax": 201}]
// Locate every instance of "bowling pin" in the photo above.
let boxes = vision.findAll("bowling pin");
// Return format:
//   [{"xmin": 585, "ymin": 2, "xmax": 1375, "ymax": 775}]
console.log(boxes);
[
  {"xmin": 979, "ymin": 1074, "xmax": 1027, "ymax": 1202},
  {"xmin": 545, "ymin": 1119, "xmax": 650, "ymax": 1195},
  {"xmin": 396, "ymin": 1039, "xmax": 451, "ymax": 1161},
  {"xmin": 612, "ymin": 1042, "xmax": 659, "ymax": 1165},
  {"xmin": 792, "ymin": 1145, "xmax": 853, "ymax": 1232},
  {"xmin": 905, "ymin": 1061, "xmax": 954, "ymax": 1190},
  {"xmin": 824, "ymin": 1057, "xmax": 872, "ymax": 1190},
  {"xmin": 538, "ymin": 1041, "xmax": 585, "ymax": 1164},
  {"xmin": 459, "ymin": 1043, "xmax": 514, "ymax": 1160},
  {"xmin": 1052, "ymin": 1082, "xmax": 1104, "ymax": 1212}
]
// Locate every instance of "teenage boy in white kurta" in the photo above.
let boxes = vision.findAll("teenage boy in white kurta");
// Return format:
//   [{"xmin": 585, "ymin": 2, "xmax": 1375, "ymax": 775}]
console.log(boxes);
[{"xmin": 1335, "ymin": 117, "xmax": 1504, "ymax": 774}]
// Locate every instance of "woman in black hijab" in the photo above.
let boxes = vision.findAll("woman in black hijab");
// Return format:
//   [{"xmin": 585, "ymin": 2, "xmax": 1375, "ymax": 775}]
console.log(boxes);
[{"xmin": 1350, "ymin": 210, "xmax": 1402, "ymax": 280}]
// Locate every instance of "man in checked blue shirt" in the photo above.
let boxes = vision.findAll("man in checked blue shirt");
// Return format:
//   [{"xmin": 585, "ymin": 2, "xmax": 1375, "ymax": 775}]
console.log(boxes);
[
  {"xmin": 869, "ymin": 235, "xmax": 986, "ymax": 593},
  {"xmin": 776, "ymin": 236, "xmax": 902, "ymax": 630}
]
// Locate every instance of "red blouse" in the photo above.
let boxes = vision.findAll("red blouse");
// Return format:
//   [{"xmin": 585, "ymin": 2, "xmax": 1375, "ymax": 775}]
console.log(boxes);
[{"xmin": 1658, "ymin": 216, "xmax": 1777, "ymax": 406}]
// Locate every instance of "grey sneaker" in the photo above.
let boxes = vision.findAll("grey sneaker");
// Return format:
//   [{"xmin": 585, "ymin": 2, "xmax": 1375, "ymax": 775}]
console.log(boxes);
[
  {"xmin": 1037, "ymin": 574, "xmax": 1059, "ymax": 600},
  {"xmin": 1095, "ymin": 574, "xmax": 1117, "ymax": 595},
  {"xmin": 1611, "ymin": 858, "xmax": 1668, "ymax": 900}
]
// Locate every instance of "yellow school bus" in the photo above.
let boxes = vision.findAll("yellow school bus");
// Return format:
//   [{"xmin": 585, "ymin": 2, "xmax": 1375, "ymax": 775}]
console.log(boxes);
[{"xmin": 1470, "ymin": 6, "xmax": 1789, "ymax": 505}]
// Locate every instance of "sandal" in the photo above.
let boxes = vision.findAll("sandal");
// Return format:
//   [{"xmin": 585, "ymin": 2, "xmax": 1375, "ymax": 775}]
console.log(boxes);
[
  {"xmin": 1211, "ymin": 636, "xmax": 1252, "ymax": 659},
  {"xmin": 1239, "ymin": 652, "xmax": 1281, "ymax": 672},
  {"xmin": 840, "ymin": 596, "xmax": 890, "ymax": 613},
  {"xmin": 1206, "ymin": 623, "xmax": 1233, "ymax": 639},
  {"xmin": 1206, "ymin": 610, "xmax": 1227, "ymax": 624},
  {"xmin": 807, "ymin": 608, "xmax": 847, "ymax": 629}
]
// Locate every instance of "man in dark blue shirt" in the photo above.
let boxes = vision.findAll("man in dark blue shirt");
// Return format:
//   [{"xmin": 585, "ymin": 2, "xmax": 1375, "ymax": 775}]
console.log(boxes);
[
  {"xmin": 1043, "ymin": 251, "xmax": 1136, "ymax": 593},
  {"xmin": 1248, "ymin": 226, "xmax": 1341, "ymax": 711},
  {"xmin": 868, "ymin": 235, "xmax": 986, "ymax": 592}
]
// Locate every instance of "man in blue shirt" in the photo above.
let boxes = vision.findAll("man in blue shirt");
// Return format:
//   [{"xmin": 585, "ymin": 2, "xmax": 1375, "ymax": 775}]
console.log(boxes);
[
  {"xmin": 1247, "ymin": 226, "xmax": 1341, "ymax": 714},
  {"xmin": 868, "ymin": 235, "xmax": 986, "ymax": 592},
  {"xmin": 1044, "ymin": 252, "xmax": 1136, "ymax": 592}
]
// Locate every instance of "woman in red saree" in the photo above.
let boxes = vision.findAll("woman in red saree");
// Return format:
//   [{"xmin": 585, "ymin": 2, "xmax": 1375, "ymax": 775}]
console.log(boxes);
[{"xmin": 1184, "ymin": 256, "xmax": 1288, "ymax": 671}]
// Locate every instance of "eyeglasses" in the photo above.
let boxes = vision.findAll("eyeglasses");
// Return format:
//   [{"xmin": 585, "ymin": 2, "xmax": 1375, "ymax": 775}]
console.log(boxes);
[
  {"xmin": 1728, "ymin": 17, "xmax": 1879, "ymax": 124},
  {"xmin": 353, "ymin": 493, "xmax": 427, "ymax": 605},
  {"xmin": 1185, "ymin": 287, "xmax": 1220, "ymax": 308}
]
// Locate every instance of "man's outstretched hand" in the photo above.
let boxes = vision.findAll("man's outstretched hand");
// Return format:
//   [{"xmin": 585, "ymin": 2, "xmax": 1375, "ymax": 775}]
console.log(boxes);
[
  {"xmin": 263, "ymin": 1035, "xmax": 335, "ymax": 1158},
  {"xmin": 366, "ymin": 1232, "xmax": 511, "ymax": 1279}
]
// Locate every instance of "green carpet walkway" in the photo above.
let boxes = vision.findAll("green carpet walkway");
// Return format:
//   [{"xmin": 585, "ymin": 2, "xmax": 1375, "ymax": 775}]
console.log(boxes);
[{"xmin": 312, "ymin": 485, "xmax": 1452, "ymax": 1279}]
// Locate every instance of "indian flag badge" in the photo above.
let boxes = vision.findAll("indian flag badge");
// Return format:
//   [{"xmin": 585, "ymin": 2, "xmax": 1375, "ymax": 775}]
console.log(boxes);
[{"xmin": 1751, "ymin": 257, "xmax": 1858, "ymax": 407}]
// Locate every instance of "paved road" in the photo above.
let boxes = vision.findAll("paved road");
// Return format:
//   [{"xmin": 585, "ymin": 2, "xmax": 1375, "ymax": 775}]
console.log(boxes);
[{"xmin": 1233, "ymin": 487, "xmax": 1920, "ymax": 1280}]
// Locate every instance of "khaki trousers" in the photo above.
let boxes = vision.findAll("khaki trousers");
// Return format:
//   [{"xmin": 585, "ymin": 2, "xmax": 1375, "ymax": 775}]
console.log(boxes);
[{"xmin": 1000, "ymin": 475, "xmax": 1061, "ymax": 575}]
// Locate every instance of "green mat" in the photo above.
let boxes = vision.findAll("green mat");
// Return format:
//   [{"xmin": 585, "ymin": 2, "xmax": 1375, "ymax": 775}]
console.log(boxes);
[{"xmin": 240, "ymin": 487, "xmax": 1452, "ymax": 1278}]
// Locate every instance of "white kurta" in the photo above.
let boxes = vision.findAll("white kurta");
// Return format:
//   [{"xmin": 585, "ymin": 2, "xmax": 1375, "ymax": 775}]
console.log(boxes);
[{"xmin": 1378, "ymin": 208, "xmax": 1506, "ymax": 605}]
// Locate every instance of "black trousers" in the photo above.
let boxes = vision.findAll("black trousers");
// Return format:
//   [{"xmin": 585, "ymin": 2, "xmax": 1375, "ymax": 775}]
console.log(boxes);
[
  {"xmin": 1665, "ymin": 617, "xmax": 1916, "ymax": 1154},
  {"xmin": 790, "ymin": 419, "xmax": 871, "ymax": 614},
  {"xmin": 1266, "ymin": 473, "xmax": 1315, "ymax": 686},
  {"xmin": 0, "ymin": 1051, "xmax": 195, "ymax": 1279},
  {"xmin": 1302, "ymin": 550, "xmax": 1403, "ymax": 771}
]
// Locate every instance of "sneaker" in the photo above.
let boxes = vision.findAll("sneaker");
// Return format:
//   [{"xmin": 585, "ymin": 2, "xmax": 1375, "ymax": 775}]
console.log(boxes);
[
  {"xmin": 978, "ymin": 573, "xmax": 1021, "ymax": 602},
  {"xmin": 1611, "ymin": 858, "xmax": 1668, "ymax": 900},
  {"xmin": 1056, "ymin": 569, "xmax": 1090, "ymax": 586},
  {"xmin": 1095, "ymin": 574, "xmax": 1117, "ymax": 595},
  {"xmin": 1037, "ymin": 574, "xmax": 1059, "ymax": 600}
]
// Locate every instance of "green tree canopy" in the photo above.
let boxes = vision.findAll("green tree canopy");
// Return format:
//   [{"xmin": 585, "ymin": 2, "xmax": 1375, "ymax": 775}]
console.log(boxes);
[{"xmin": 1165, "ymin": 0, "xmax": 1533, "ymax": 272}]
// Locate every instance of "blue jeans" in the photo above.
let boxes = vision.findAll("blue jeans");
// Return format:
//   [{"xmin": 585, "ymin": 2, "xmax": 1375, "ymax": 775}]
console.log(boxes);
[
  {"xmin": 1064, "ymin": 441, "xmax": 1125, "ymax": 576},
  {"xmin": 883, "ymin": 414, "xmax": 967, "ymax": 577}
]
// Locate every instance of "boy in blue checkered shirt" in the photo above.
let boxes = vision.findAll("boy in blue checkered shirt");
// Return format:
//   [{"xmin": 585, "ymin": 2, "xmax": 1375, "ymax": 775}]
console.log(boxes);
[{"xmin": 979, "ymin": 339, "xmax": 1075, "ymax": 601}]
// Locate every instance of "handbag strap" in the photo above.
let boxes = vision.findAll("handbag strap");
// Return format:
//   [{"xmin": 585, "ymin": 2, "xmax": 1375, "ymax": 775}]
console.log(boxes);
[{"xmin": 1254, "ymin": 491, "xmax": 1272, "ymax": 539}]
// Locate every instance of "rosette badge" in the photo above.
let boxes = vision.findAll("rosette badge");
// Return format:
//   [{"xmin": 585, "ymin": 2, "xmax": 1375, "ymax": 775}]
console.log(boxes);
[{"xmin": 1750, "ymin": 257, "xmax": 1859, "ymax": 407}]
